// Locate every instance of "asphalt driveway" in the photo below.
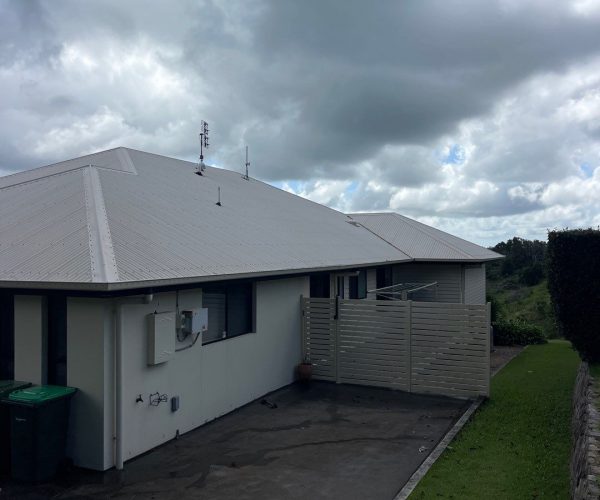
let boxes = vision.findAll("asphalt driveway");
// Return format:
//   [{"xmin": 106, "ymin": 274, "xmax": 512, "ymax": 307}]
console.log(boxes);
[{"xmin": 3, "ymin": 382, "xmax": 468, "ymax": 500}]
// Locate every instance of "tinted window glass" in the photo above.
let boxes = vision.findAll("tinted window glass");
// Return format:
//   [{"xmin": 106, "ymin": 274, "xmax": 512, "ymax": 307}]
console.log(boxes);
[
  {"xmin": 227, "ymin": 283, "xmax": 253, "ymax": 338},
  {"xmin": 310, "ymin": 274, "xmax": 330, "ymax": 298},
  {"xmin": 349, "ymin": 270, "xmax": 367, "ymax": 299},
  {"xmin": 47, "ymin": 295, "xmax": 67, "ymax": 386}
]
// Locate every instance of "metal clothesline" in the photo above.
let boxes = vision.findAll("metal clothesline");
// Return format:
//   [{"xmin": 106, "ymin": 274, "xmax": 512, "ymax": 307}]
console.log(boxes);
[{"xmin": 367, "ymin": 281, "xmax": 438, "ymax": 300}]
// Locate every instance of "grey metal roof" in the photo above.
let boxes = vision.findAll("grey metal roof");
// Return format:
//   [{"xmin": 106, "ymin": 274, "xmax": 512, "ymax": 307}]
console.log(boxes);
[
  {"xmin": 1, "ymin": 148, "xmax": 412, "ymax": 290},
  {"xmin": 348, "ymin": 212, "xmax": 503, "ymax": 262}
]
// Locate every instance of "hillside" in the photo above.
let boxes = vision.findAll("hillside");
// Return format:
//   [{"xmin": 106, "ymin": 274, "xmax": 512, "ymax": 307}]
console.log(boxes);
[{"xmin": 487, "ymin": 237, "xmax": 558, "ymax": 338}]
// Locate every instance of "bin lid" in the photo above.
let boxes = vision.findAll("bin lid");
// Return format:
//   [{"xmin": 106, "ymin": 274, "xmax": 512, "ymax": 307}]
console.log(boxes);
[
  {"xmin": 8, "ymin": 385, "xmax": 76, "ymax": 404},
  {"xmin": 0, "ymin": 380, "xmax": 31, "ymax": 397}
]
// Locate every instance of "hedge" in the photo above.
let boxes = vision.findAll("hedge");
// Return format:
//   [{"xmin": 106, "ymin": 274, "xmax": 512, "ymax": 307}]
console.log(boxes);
[
  {"xmin": 547, "ymin": 229, "xmax": 600, "ymax": 361},
  {"xmin": 493, "ymin": 317, "xmax": 546, "ymax": 346}
]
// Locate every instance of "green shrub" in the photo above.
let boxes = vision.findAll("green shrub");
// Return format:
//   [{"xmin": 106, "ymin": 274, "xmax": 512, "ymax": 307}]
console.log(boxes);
[
  {"xmin": 493, "ymin": 318, "xmax": 546, "ymax": 346},
  {"xmin": 487, "ymin": 294, "xmax": 504, "ymax": 323},
  {"xmin": 547, "ymin": 229, "xmax": 600, "ymax": 361}
]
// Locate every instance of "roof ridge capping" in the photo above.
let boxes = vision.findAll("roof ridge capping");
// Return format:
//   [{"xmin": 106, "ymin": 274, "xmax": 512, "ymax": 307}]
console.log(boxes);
[
  {"xmin": 82, "ymin": 166, "xmax": 120, "ymax": 282},
  {"xmin": 0, "ymin": 147, "xmax": 137, "ymax": 190}
]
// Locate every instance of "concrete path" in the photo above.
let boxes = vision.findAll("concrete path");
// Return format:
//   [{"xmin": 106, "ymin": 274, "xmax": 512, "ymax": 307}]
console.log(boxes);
[{"xmin": 3, "ymin": 382, "xmax": 468, "ymax": 500}]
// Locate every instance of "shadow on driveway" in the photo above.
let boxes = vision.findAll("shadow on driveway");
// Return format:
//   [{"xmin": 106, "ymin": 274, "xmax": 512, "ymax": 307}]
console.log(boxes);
[{"xmin": 2, "ymin": 382, "xmax": 469, "ymax": 500}]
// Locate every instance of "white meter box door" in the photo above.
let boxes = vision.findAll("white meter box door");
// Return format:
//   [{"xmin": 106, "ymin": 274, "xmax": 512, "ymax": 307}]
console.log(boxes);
[{"xmin": 147, "ymin": 311, "xmax": 175, "ymax": 365}]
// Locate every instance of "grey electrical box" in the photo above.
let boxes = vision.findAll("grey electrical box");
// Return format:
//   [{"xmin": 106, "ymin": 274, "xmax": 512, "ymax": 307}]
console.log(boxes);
[
  {"xmin": 147, "ymin": 312, "xmax": 175, "ymax": 365},
  {"xmin": 181, "ymin": 308, "xmax": 208, "ymax": 336},
  {"xmin": 171, "ymin": 395, "xmax": 180, "ymax": 412}
]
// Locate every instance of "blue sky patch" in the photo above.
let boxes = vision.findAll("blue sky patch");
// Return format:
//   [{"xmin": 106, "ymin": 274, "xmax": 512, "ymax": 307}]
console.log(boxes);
[
  {"xmin": 444, "ymin": 144, "xmax": 466, "ymax": 165},
  {"xmin": 580, "ymin": 163, "xmax": 594, "ymax": 178}
]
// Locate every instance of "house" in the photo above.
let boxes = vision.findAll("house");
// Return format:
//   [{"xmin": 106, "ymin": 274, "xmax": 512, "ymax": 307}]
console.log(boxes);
[
  {"xmin": 0, "ymin": 147, "xmax": 502, "ymax": 472},
  {"xmin": 347, "ymin": 212, "xmax": 500, "ymax": 304}
]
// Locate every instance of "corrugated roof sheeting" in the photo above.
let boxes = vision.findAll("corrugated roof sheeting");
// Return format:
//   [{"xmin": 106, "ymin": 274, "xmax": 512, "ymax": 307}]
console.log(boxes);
[
  {"xmin": 0, "ymin": 147, "xmax": 500, "ymax": 288},
  {"xmin": 0, "ymin": 169, "xmax": 92, "ymax": 282},
  {"xmin": 349, "ymin": 213, "xmax": 502, "ymax": 261},
  {"xmin": 0, "ymin": 148, "xmax": 409, "ymax": 286},
  {"xmin": 100, "ymin": 149, "xmax": 410, "ymax": 282}
]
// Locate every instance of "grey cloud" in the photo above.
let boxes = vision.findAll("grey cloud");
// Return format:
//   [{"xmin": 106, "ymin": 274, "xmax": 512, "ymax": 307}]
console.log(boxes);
[
  {"xmin": 0, "ymin": 0, "xmax": 60, "ymax": 66},
  {"xmin": 192, "ymin": 0, "xmax": 600, "ymax": 181},
  {"xmin": 1, "ymin": 0, "xmax": 600, "ymax": 244}
]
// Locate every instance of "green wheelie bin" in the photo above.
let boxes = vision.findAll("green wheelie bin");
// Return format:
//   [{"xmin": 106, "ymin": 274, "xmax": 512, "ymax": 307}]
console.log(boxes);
[
  {"xmin": 6, "ymin": 385, "xmax": 77, "ymax": 482},
  {"xmin": 0, "ymin": 380, "xmax": 32, "ymax": 476}
]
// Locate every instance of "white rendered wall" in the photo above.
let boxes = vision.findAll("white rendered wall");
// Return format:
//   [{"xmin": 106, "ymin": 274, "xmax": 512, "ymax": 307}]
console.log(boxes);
[
  {"xmin": 13, "ymin": 295, "xmax": 46, "ymax": 384},
  {"xmin": 117, "ymin": 276, "xmax": 309, "ymax": 465},
  {"xmin": 66, "ymin": 298, "xmax": 113, "ymax": 470}
]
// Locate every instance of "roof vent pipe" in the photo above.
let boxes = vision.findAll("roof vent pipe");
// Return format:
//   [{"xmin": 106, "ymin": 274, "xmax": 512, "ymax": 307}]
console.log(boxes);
[{"xmin": 243, "ymin": 145, "xmax": 250, "ymax": 180}]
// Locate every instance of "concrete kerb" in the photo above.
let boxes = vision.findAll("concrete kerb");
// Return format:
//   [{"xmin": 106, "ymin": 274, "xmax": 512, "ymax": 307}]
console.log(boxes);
[{"xmin": 393, "ymin": 396, "xmax": 486, "ymax": 500}]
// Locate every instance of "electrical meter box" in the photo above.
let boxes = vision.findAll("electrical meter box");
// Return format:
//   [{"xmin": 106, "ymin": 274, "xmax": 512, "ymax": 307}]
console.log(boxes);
[
  {"xmin": 147, "ymin": 312, "xmax": 175, "ymax": 365},
  {"xmin": 181, "ymin": 308, "xmax": 209, "ymax": 336}
]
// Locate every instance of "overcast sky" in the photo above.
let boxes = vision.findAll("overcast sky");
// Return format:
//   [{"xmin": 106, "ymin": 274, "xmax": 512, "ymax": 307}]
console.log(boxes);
[{"xmin": 1, "ymin": 0, "xmax": 600, "ymax": 246}]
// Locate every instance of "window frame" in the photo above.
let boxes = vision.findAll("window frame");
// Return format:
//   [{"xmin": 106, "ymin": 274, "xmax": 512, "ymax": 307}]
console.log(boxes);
[{"xmin": 201, "ymin": 282, "xmax": 256, "ymax": 346}]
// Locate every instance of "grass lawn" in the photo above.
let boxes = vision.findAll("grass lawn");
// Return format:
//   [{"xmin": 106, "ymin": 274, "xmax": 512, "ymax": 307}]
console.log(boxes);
[{"xmin": 410, "ymin": 341, "xmax": 580, "ymax": 499}]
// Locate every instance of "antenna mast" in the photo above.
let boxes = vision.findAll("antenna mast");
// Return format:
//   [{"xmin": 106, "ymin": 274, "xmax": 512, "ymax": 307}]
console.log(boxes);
[
  {"xmin": 197, "ymin": 120, "xmax": 209, "ymax": 175},
  {"xmin": 243, "ymin": 145, "xmax": 250, "ymax": 180}
]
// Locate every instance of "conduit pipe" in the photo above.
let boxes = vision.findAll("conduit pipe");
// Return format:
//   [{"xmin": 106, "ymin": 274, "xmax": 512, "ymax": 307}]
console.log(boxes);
[{"xmin": 114, "ymin": 293, "xmax": 153, "ymax": 470}]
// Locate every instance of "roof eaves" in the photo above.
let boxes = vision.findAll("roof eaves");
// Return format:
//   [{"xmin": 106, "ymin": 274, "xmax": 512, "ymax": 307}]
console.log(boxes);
[
  {"xmin": 410, "ymin": 255, "xmax": 504, "ymax": 263},
  {"xmin": 0, "ymin": 258, "xmax": 412, "ymax": 292}
]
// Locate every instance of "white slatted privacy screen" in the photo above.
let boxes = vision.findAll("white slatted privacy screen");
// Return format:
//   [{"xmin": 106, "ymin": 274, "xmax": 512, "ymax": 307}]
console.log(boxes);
[{"xmin": 302, "ymin": 298, "xmax": 491, "ymax": 398}]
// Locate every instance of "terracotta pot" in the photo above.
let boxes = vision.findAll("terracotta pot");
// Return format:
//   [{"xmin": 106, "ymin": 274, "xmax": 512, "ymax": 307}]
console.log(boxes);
[{"xmin": 297, "ymin": 362, "xmax": 313, "ymax": 382}]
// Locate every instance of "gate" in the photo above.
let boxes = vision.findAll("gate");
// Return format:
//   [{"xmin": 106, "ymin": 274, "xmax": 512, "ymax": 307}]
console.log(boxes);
[{"xmin": 301, "ymin": 297, "xmax": 490, "ymax": 398}]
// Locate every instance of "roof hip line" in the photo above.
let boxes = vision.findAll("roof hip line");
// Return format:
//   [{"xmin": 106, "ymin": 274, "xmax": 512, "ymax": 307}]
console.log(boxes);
[{"xmin": 83, "ymin": 166, "xmax": 119, "ymax": 283}]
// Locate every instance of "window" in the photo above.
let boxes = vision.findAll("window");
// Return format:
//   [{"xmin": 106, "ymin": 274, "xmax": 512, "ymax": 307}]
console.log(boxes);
[
  {"xmin": 349, "ymin": 270, "xmax": 367, "ymax": 299},
  {"xmin": 376, "ymin": 266, "xmax": 393, "ymax": 289},
  {"xmin": 47, "ymin": 295, "xmax": 67, "ymax": 386},
  {"xmin": 309, "ymin": 274, "xmax": 330, "ymax": 298},
  {"xmin": 202, "ymin": 283, "xmax": 254, "ymax": 344},
  {"xmin": 376, "ymin": 266, "xmax": 393, "ymax": 300},
  {"xmin": 0, "ymin": 292, "xmax": 14, "ymax": 379}
]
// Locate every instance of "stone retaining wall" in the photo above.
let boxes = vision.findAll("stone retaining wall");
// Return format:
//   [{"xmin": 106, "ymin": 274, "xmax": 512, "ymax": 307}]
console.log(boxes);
[{"xmin": 571, "ymin": 362, "xmax": 600, "ymax": 499}]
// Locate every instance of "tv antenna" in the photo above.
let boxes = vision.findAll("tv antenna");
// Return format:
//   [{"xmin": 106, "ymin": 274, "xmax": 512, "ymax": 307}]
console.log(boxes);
[
  {"xmin": 243, "ymin": 145, "xmax": 250, "ymax": 180},
  {"xmin": 197, "ymin": 120, "xmax": 209, "ymax": 175}
]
